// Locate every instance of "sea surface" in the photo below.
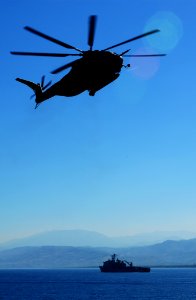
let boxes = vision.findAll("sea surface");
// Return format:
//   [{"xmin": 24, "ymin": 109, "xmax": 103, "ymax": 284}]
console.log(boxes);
[{"xmin": 0, "ymin": 268, "xmax": 196, "ymax": 300}]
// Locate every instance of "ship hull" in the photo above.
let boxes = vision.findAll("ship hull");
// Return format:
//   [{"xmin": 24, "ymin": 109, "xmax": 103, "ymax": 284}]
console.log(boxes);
[{"xmin": 99, "ymin": 266, "xmax": 150, "ymax": 273}]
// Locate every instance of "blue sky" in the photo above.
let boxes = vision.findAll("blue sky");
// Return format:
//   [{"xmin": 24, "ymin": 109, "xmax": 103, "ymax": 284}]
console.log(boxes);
[{"xmin": 0, "ymin": 0, "xmax": 196, "ymax": 242}]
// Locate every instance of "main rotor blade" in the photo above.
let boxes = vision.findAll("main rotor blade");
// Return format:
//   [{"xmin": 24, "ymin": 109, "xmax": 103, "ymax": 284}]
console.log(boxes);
[
  {"xmin": 51, "ymin": 59, "xmax": 80, "ymax": 74},
  {"xmin": 10, "ymin": 51, "xmax": 82, "ymax": 57},
  {"xmin": 88, "ymin": 15, "xmax": 97, "ymax": 51},
  {"xmin": 103, "ymin": 29, "xmax": 160, "ymax": 51},
  {"xmin": 24, "ymin": 26, "xmax": 83, "ymax": 53},
  {"xmin": 123, "ymin": 54, "xmax": 166, "ymax": 57}
]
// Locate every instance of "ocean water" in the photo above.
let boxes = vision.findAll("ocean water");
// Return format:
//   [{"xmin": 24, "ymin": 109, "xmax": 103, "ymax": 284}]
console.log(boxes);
[{"xmin": 0, "ymin": 268, "xmax": 196, "ymax": 300}]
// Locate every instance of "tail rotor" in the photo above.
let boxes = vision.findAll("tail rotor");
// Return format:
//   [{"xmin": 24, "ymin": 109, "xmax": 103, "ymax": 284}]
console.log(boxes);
[{"xmin": 30, "ymin": 75, "xmax": 52, "ymax": 99}]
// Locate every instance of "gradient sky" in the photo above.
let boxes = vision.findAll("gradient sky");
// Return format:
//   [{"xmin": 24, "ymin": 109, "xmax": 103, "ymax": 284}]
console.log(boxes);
[{"xmin": 0, "ymin": 0, "xmax": 196, "ymax": 242}]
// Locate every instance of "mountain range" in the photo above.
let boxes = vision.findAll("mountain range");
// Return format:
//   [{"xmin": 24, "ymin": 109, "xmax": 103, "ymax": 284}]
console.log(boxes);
[
  {"xmin": 0, "ymin": 230, "xmax": 196, "ymax": 268},
  {"xmin": 1, "ymin": 229, "xmax": 196, "ymax": 249},
  {"xmin": 0, "ymin": 238, "xmax": 196, "ymax": 268}
]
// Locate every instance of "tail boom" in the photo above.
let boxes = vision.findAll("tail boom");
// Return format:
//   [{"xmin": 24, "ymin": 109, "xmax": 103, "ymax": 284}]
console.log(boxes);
[{"xmin": 16, "ymin": 78, "xmax": 43, "ymax": 107}]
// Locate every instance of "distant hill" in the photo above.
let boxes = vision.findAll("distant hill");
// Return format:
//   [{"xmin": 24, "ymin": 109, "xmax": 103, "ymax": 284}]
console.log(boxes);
[
  {"xmin": 0, "ymin": 230, "xmax": 111, "ymax": 249},
  {"xmin": 120, "ymin": 238, "xmax": 196, "ymax": 266},
  {"xmin": 1, "ymin": 229, "xmax": 196, "ymax": 249},
  {"xmin": 0, "ymin": 238, "xmax": 196, "ymax": 268}
]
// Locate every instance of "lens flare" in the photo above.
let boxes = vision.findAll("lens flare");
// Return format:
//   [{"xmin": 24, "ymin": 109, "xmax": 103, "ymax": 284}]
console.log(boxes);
[
  {"xmin": 130, "ymin": 47, "xmax": 160, "ymax": 80},
  {"xmin": 144, "ymin": 11, "xmax": 183, "ymax": 52}
]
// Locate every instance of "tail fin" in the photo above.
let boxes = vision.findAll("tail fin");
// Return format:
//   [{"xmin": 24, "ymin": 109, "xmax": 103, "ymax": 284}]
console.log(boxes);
[{"xmin": 16, "ymin": 78, "xmax": 43, "ymax": 108}]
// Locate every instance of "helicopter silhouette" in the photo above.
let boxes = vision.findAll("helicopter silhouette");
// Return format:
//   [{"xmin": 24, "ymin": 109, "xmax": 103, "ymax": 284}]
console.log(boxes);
[{"xmin": 11, "ymin": 15, "xmax": 166, "ymax": 108}]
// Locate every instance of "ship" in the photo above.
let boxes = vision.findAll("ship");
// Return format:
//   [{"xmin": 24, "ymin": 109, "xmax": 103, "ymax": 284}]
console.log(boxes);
[{"xmin": 99, "ymin": 254, "xmax": 150, "ymax": 272}]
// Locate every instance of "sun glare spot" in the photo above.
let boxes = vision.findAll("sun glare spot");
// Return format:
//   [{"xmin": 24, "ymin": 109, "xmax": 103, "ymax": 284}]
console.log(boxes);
[{"xmin": 144, "ymin": 11, "xmax": 183, "ymax": 52}]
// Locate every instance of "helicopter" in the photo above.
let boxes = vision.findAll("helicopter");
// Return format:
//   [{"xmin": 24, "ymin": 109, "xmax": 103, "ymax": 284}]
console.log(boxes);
[{"xmin": 11, "ymin": 15, "xmax": 166, "ymax": 108}]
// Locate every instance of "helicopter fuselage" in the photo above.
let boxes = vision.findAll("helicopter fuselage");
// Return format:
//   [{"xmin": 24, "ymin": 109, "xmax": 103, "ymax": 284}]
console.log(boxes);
[{"xmin": 40, "ymin": 50, "xmax": 123, "ymax": 102}]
